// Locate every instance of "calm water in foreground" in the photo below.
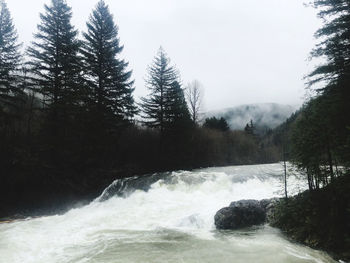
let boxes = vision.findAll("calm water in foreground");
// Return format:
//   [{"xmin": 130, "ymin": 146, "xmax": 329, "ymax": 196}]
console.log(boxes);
[{"xmin": 0, "ymin": 163, "xmax": 336, "ymax": 263}]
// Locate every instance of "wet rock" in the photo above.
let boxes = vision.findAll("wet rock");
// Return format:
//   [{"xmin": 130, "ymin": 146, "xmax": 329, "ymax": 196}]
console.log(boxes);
[
  {"xmin": 260, "ymin": 198, "xmax": 281, "ymax": 223},
  {"xmin": 214, "ymin": 199, "xmax": 266, "ymax": 229},
  {"xmin": 214, "ymin": 198, "xmax": 282, "ymax": 229}
]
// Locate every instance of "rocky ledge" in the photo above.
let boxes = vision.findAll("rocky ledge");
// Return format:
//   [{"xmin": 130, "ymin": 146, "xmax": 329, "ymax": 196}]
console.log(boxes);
[{"xmin": 214, "ymin": 198, "xmax": 280, "ymax": 230}]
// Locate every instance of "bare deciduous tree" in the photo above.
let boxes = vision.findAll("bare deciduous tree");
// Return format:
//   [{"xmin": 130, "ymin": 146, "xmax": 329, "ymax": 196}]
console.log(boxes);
[{"xmin": 186, "ymin": 80, "xmax": 203, "ymax": 124}]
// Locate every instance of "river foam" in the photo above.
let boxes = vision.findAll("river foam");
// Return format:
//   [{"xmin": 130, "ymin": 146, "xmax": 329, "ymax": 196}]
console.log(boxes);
[{"xmin": 0, "ymin": 163, "xmax": 336, "ymax": 263}]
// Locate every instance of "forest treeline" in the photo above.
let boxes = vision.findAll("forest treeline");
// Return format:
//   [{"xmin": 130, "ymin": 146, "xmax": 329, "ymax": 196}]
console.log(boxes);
[
  {"xmin": 265, "ymin": 0, "xmax": 350, "ymax": 191},
  {"xmin": 267, "ymin": 1, "xmax": 350, "ymax": 258},
  {"xmin": 0, "ymin": 0, "xmax": 277, "ymax": 217}
]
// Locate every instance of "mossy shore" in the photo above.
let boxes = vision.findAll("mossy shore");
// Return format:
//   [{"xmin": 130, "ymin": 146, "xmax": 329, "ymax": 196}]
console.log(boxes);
[{"xmin": 270, "ymin": 175, "xmax": 350, "ymax": 261}]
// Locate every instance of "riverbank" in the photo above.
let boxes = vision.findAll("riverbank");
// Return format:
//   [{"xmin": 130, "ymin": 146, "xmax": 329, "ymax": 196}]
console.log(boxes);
[
  {"xmin": 0, "ymin": 146, "xmax": 277, "ymax": 220},
  {"xmin": 270, "ymin": 174, "xmax": 350, "ymax": 261},
  {"xmin": 0, "ymin": 165, "xmax": 171, "ymax": 220}
]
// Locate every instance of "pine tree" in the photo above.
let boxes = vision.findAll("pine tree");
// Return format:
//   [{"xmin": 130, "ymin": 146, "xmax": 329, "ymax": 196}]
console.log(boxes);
[
  {"xmin": 306, "ymin": 0, "xmax": 350, "ymax": 167},
  {"xmin": 81, "ymin": 0, "xmax": 136, "ymax": 126},
  {"xmin": 140, "ymin": 47, "xmax": 179, "ymax": 132},
  {"xmin": 165, "ymin": 80, "xmax": 191, "ymax": 129},
  {"xmin": 308, "ymin": 0, "xmax": 350, "ymax": 88},
  {"xmin": 27, "ymin": 0, "xmax": 82, "ymax": 121},
  {"xmin": 291, "ymin": 99, "xmax": 333, "ymax": 189},
  {"xmin": 0, "ymin": 0, "xmax": 22, "ymax": 111},
  {"xmin": 244, "ymin": 120, "xmax": 255, "ymax": 135},
  {"xmin": 290, "ymin": 0, "xmax": 350, "ymax": 186}
]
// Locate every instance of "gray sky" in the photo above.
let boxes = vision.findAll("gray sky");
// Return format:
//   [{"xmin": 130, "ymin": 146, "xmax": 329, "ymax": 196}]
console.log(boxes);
[{"xmin": 7, "ymin": 0, "xmax": 321, "ymax": 111}]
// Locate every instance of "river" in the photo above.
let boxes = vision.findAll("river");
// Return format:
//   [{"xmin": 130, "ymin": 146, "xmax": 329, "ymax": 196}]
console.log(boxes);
[{"xmin": 0, "ymin": 163, "xmax": 336, "ymax": 263}]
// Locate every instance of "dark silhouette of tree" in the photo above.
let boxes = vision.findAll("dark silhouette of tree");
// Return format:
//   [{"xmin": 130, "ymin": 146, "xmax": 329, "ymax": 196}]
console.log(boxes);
[
  {"xmin": 291, "ymin": 97, "xmax": 339, "ymax": 189},
  {"xmin": 308, "ymin": 0, "xmax": 350, "ymax": 89},
  {"xmin": 165, "ymin": 80, "xmax": 192, "ymax": 129},
  {"xmin": 307, "ymin": 0, "xmax": 350, "ymax": 166},
  {"xmin": 81, "ymin": 0, "xmax": 136, "ymax": 127},
  {"xmin": 0, "ymin": 0, "xmax": 23, "ymax": 177},
  {"xmin": 0, "ymin": 0, "xmax": 22, "ymax": 113},
  {"xmin": 203, "ymin": 117, "xmax": 229, "ymax": 132},
  {"xmin": 244, "ymin": 120, "xmax": 255, "ymax": 135},
  {"xmin": 140, "ymin": 47, "xmax": 179, "ymax": 132},
  {"xmin": 290, "ymin": 0, "xmax": 350, "ymax": 187},
  {"xmin": 27, "ymin": 0, "xmax": 83, "ymax": 124}
]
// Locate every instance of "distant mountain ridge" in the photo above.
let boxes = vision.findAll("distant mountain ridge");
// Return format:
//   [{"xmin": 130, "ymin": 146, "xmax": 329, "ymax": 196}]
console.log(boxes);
[{"xmin": 206, "ymin": 103, "xmax": 298, "ymax": 131}]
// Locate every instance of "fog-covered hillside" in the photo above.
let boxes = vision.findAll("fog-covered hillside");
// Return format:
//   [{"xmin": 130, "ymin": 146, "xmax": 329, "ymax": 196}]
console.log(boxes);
[{"xmin": 206, "ymin": 103, "xmax": 297, "ymax": 131}]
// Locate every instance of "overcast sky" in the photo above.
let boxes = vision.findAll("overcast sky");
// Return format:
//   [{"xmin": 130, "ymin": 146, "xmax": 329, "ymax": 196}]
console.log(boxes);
[{"xmin": 7, "ymin": 0, "xmax": 321, "ymax": 111}]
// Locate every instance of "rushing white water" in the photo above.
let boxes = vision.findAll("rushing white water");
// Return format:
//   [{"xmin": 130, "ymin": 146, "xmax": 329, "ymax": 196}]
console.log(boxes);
[{"xmin": 0, "ymin": 163, "xmax": 336, "ymax": 263}]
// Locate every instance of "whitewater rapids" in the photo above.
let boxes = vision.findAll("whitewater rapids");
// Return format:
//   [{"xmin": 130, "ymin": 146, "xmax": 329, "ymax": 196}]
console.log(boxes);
[{"xmin": 0, "ymin": 163, "xmax": 336, "ymax": 263}]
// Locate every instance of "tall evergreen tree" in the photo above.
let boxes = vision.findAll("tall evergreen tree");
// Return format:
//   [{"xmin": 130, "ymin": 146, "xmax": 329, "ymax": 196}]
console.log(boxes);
[
  {"xmin": 81, "ymin": 0, "xmax": 136, "ymax": 126},
  {"xmin": 244, "ymin": 120, "xmax": 255, "ymax": 136},
  {"xmin": 306, "ymin": 0, "xmax": 350, "ymax": 166},
  {"xmin": 140, "ymin": 48, "xmax": 179, "ymax": 132},
  {"xmin": 290, "ymin": 0, "xmax": 350, "ymax": 187},
  {"xmin": 291, "ymin": 99, "xmax": 332, "ymax": 190},
  {"xmin": 0, "ymin": 0, "xmax": 23, "ymax": 173},
  {"xmin": 164, "ymin": 80, "xmax": 191, "ymax": 129},
  {"xmin": 308, "ymin": 0, "xmax": 350, "ymax": 88},
  {"xmin": 0, "ymin": 0, "xmax": 22, "ymax": 111},
  {"xmin": 27, "ymin": 0, "xmax": 82, "ymax": 121}
]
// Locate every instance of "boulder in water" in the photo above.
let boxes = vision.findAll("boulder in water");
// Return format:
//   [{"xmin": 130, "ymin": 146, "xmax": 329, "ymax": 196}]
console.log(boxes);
[{"xmin": 214, "ymin": 199, "xmax": 266, "ymax": 229}]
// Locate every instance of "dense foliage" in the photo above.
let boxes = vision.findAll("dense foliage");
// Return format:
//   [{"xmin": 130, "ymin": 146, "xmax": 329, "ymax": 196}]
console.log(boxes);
[
  {"xmin": 203, "ymin": 117, "xmax": 229, "ymax": 132},
  {"xmin": 289, "ymin": 0, "xmax": 350, "ymax": 190},
  {"xmin": 0, "ymin": 0, "xmax": 22, "ymax": 121},
  {"xmin": 271, "ymin": 175, "xmax": 350, "ymax": 261}
]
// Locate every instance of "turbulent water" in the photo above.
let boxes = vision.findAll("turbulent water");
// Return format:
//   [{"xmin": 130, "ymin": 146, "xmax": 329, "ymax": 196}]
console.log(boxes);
[{"xmin": 0, "ymin": 163, "xmax": 336, "ymax": 263}]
